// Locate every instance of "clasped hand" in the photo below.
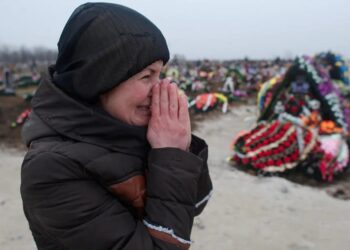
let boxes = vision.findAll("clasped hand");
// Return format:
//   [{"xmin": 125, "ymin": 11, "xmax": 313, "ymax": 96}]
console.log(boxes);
[{"xmin": 147, "ymin": 79, "xmax": 191, "ymax": 151}]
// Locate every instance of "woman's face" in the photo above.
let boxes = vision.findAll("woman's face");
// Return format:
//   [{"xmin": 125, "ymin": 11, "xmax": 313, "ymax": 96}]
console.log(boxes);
[{"xmin": 100, "ymin": 60, "xmax": 163, "ymax": 126}]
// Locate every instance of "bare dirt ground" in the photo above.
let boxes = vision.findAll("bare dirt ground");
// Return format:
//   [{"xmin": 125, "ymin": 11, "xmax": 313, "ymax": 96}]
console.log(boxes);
[{"xmin": 1, "ymin": 96, "xmax": 350, "ymax": 250}]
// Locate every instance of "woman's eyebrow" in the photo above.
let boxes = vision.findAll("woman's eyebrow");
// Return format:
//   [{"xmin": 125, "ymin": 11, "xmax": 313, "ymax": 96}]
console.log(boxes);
[
  {"xmin": 142, "ymin": 69, "xmax": 152, "ymax": 74},
  {"xmin": 142, "ymin": 66, "xmax": 160, "ymax": 75}
]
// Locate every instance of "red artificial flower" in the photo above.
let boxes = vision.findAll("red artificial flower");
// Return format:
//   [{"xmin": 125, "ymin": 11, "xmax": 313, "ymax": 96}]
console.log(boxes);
[
  {"xmin": 242, "ymin": 158, "xmax": 249, "ymax": 164},
  {"xmin": 291, "ymin": 153, "xmax": 298, "ymax": 161},
  {"xmin": 284, "ymin": 156, "xmax": 291, "ymax": 163}
]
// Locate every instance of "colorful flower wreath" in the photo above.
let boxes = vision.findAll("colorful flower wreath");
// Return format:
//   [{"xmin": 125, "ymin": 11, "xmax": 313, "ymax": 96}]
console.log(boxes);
[
  {"xmin": 189, "ymin": 92, "xmax": 228, "ymax": 113},
  {"xmin": 231, "ymin": 120, "xmax": 317, "ymax": 173}
]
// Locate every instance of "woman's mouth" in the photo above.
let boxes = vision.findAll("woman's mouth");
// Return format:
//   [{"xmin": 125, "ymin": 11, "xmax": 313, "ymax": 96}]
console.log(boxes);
[{"xmin": 137, "ymin": 105, "xmax": 151, "ymax": 116}]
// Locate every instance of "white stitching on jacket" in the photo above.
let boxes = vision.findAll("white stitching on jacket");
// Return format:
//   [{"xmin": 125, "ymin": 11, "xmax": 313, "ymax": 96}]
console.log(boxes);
[
  {"xmin": 195, "ymin": 189, "xmax": 213, "ymax": 208},
  {"xmin": 143, "ymin": 220, "xmax": 193, "ymax": 245}
]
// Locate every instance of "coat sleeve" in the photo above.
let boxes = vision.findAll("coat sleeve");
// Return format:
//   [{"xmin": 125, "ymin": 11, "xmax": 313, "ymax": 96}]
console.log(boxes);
[
  {"xmin": 21, "ymin": 149, "xmax": 204, "ymax": 250},
  {"xmin": 143, "ymin": 135, "xmax": 212, "ymax": 246},
  {"xmin": 144, "ymin": 147, "xmax": 203, "ymax": 249},
  {"xmin": 189, "ymin": 135, "xmax": 213, "ymax": 216}
]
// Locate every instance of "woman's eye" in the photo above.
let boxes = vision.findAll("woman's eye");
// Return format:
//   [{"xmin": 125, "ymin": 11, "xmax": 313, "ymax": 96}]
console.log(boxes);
[{"xmin": 141, "ymin": 75, "xmax": 150, "ymax": 80}]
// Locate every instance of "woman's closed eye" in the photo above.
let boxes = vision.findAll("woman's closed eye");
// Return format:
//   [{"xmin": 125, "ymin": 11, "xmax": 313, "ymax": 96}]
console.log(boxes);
[{"xmin": 141, "ymin": 74, "xmax": 150, "ymax": 80}]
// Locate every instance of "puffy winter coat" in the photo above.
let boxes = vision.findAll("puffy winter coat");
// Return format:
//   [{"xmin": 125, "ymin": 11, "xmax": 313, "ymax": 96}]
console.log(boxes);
[{"xmin": 21, "ymin": 73, "xmax": 212, "ymax": 250}]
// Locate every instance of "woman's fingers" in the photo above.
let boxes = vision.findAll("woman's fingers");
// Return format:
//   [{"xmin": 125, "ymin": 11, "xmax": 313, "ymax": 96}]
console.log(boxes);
[
  {"xmin": 179, "ymin": 93, "xmax": 190, "ymax": 124},
  {"xmin": 168, "ymin": 83, "xmax": 178, "ymax": 119},
  {"xmin": 160, "ymin": 81, "xmax": 169, "ymax": 116},
  {"xmin": 148, "ymin": 82, "xmax": 191, "ymax": 151},
  {"xmin": 151, "ymin": 83, "xmax": 160, "ymax": 117}
]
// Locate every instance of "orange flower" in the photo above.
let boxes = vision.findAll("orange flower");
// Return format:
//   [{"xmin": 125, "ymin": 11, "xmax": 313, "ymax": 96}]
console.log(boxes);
[{"xmin": 319, "ymin": 121, "xmax": 343, "ymax": 134}]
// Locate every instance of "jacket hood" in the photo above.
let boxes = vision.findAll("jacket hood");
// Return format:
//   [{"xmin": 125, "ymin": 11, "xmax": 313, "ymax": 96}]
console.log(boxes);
[
  {"xmin": 53, "ymin": 2, "xmax": 169, "ymax": 103},
  {"xmin": 22, "ymin": 72, "xmax": 150, "ymax": 158}
]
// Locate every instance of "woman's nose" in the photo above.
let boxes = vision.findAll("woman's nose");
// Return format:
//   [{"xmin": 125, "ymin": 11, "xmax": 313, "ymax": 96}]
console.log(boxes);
[{"xmin": 148, "ymin": 78, "xmax": 160, "ymax": 97}]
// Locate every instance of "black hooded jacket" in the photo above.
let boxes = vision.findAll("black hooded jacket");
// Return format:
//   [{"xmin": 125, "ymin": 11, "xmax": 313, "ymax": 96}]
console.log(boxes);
[{"xmin": 20, "ymin": 72, "xmax": 212, "ymax": 250}]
